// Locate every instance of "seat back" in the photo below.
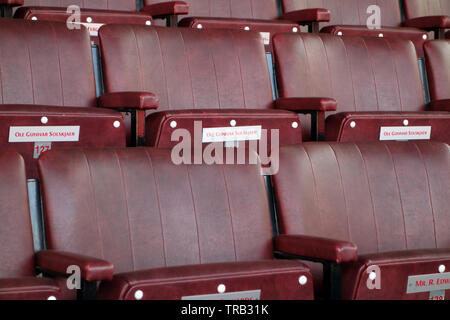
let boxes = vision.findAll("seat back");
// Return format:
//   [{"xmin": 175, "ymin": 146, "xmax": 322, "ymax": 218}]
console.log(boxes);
[
  {"xmin": 0, "ymin": 18, "xmax": 96, "ymax": 107},
  {"xmin": 404, "ymin": 0, "xmax": 450, "ymax": 19},
  {"xmin": 282, "ymin": 0, "xmax": 403, "ymax": 27},
  {"xmin": 274, "ymin": 33, "xmax": 425, "ymax": 114},
  {"xmin": 20, "ymin": 0, "xmax": 137, "ymax": 11},
  {"xmin": 273, "ymin": 142, "xmax": 450, "ymax": 255},
  {"xmin": 145, "ymin": 0, "xmax": 280, "ymax": 20},
  {"xmin": 99, "ymin": 25, "xmax": 274, "ymax": 113},
  {"xmin": 424, "ymin": 40, "xmax": 450, "ymax": 101},
  {"xmin": 0, "ymin": 152, "xmax": 35, "ymax": 278},
  {"xmin": 38, "ymin": 148, "xmax": 274, "ymax": 274}
]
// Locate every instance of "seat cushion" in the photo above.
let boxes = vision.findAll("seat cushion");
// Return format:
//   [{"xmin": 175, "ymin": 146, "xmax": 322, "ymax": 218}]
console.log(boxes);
[
  {"xmin": 0, "ymin": 105, "xmax": 126, "ymax": 178},
  {"xmin": 97, "ymin": 260, "xmax": 313, "ymax": 300},
  {"xmin": 0, "ymin": 277, "xmax": 60, "ymax": 300},
  {"xmin": 321, "ymin": 25, "xmax": 428, "ymax": 57},
  {"xmin": 424, "ymin": 40, "xmax": 450, "ymax": 101},
  {"xmin": 325, "ymin": 111, "xmax": 450, "ymax": 144},
  {"xmin": 146, "ymin": 109, "xmax": 302, "ymax": 148}
]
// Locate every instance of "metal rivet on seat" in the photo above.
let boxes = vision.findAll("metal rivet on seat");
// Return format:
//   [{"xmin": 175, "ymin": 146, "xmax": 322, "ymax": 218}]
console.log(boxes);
[
  {"xmin": 145, "ymin": 20, "xmax": 152, "ymax": 26},
  {"xmin": 170, "ymin": 121, "xmax": 177, "ymax": 129},
  {"xmin": 86, "ymin": 17, "xmax": 93, "ymax": 23},
  {"xmin": 423, "ymin": 34, "xmax": 428, "ymax": 40},
  {"xmin": 217, "ymin": 284, "xmax": 226, "ymax": 293},
  {"xmin": 337, "ymin": 31, "xmax": 343, "ymax": 36},
  {"xmin": 439, "ymin": 265, "xmax": 446, "ymax": 273},
  {"xmin": 292, "ymin": 27, "xmax": 299, "ymax": 33},
  {"xmin": 134, "ymin": 290, "xmax": 144, "ymax": 300},
  {"xmin": 31, "ymin": 16, "xmax": 38, "ymax": 21},
  {"xmin": 47, "ymin": 296, "xmax": 56, "ymax": 300},
  {"xmin": 298, "ymin": 276, "xmax": 308, "ymax": 285},
  {"xmin": 230, "ymin": 120, "xmax": 237, "ymax": 127},
  {"xmin": 350, "ymin": 121, "xmax": 356, "ymax": 128},
  {"xmin": 41, "ymin": 116, "xmax": 48, "ymax": 124},
  {"xmin": 292, "ymin": 121, "xmax": 299, "ymax": 129},
  {"xmin": 244, "ymin": 26, "xmax": 250, "ymax": 31},
  {"xmin": 378, "ymin": 33, "xmax": 384, "ymax": 38},
  {"xmin": 196, "ymin": 24, "xmax": 203, "ymax": 29},
  {"xmin": 369, "ymin": 271, "xmax": 377, "ymax": 280},
  {"xmin": 403, "ymin": 119, "xmax": 409, "ymax": 126},
  {"xmin": 113, "ymin": 121, "xmax": 121, "ymax": 128}
]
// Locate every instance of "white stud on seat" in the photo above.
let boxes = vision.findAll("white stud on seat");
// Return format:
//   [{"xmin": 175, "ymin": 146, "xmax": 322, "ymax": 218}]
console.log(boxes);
[
  {"xmin": 292, "ymin": 122, "xmax": 299, "ymax": 129},
  {"xmin": 369, "ymin": 272, "xmax": 377, "ymax": 280},
  {"xmin": 337, "ymin": 31, "xmax": 343, "ymax": 36},
  {"xmin": 47, "ymin": 296, "xmax": 56, "ymax": 300},
  {"xmin": 403, "ymin": 119, "xmax": 409, "ymax": 126},
  {"xmin": 31, "ymin": 16, "xmax": 38, "ymax": 21},
  {"xmin": 170, "ymin": 121, "xmax": 177, "ymax": 129},
  {"xmin": 197, "ymin": 24, "xmax": 203, "ymax": 29},
  {"xmin": 41, "ymin": 116, "xmax": 48, "ymax": 124},
  {"xmin": 350, "ymin": 121, "xmax": 356, "ymax": 128},
  {"xmin": 86, "ymin": 17, "xmax": 93, "ymax": 23},
  {"xmin": 378, "ymin": 33, "xmax": 384, "ymax": 38},
  {"xmin": 230, "ymin": 120, "xmax": 237, "ymax": 127},
  {"xmin": 145, "ymin": 20, "xmax": 152, "ymax": 26},
  {"xmin": 439, "ymin": 265, "xmax": 446, "ymax": 273},
  {"xmin": 298, "ymin": 276, "xmax": 307, "ymax": 285},
  {"xmin": 422, "ymin": 34, "xmax": 428, "ymax": 40},
  {"xmin": 292, "ymin": 27, "xmax": 299, "ymax": 33},
  {"xmin": 113, "ymin": 121, "xmax": 121, "ymax": 128}
]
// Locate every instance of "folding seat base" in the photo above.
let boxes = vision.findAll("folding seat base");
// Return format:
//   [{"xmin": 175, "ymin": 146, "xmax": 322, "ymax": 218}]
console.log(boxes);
[
  {"xmin": 146, "ymin": 109, "xmax": 302, "ymax": 148},
  {"xmin": 342, "ymin": 249, "xmax": 450, "ymax": 300},
  {"xmin": 326, "ymin": 112, "xmax": 450, "ymax": 144},
  {"xmin": 97, "ymin": 260, "xmax": 313, "ymax": 300},
  {"xmin": 0, "ymin": 105, "xmax": 126, "ymax": 178},
  {"xmin": 0, "ymin": 277, "xmax": 60, "ymax": 300}
]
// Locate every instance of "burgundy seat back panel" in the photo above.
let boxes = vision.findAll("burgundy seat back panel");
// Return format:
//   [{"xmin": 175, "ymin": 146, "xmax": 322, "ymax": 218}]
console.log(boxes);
[
  {"xmin": 424, "ymin": 40, "xmax": 450, "ymax": 101},
  {"xmin": 145, "ymin": 0, "xmax": 280, "ymax": 20},
  {"xmin": 0, "ymin": 152, "xmax": 35, "ymax": 278},
  {"xmin": 282, "ymin": 0, "xmax": 402, "ymax": 27},
  {"xmin": 273, "ymin": 142, "xmax": 450, "ymax": 255},
  {"xmin": 100, "ymin": 25, "xmax": 274, "ymax": 113},
  {"xmin": 0, "ymin": 19, "xmax": 96, "ymax": 107},
  {"xmin": 38, "ymin": 148, "xmax": 274, "ymax": 274},
  {"xmin": 274, "ymin": 33, "xmax": 425, "ymax": 114},
  {"xmin": 404, "ymin": 0, "xmax": 450, "ymax": 19},
  {"xmin": 21, "ymin": 0, "xmax": 137, "ymax": 11}
]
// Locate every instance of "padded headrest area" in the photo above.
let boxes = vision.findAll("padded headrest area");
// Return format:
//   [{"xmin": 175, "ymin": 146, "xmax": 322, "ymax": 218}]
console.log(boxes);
[
  {"xmin": 38, "ymin": 148, "xmax": 274, "ymax": 274},
  {"xmin": 99, "ymin": 25, "xmax": 274, "ymax": 113},
  {"xmin": 0, "ymin": 18, "xmax": 96, "ymax": 107},
  {"xmin": 21, "ymin": 0, "xmax": 137, "ymax": 11},
  {"xmin": 404, "ymin": 0, "xmax": 450, "ymax": 19},
  {"xmin": 145, "ymin": 0, "xmax": 280, "ymax": 20},
  {"xmin": 273, "ymin": 142, "xmax": 450, "ymax": 255},
  {"xmin": 274, "ymin": 33, "xmax": 425, "ymax": 113},
  {"xmin": 0, "ymin": 152, "xmax": 35, "ymax": 278}
]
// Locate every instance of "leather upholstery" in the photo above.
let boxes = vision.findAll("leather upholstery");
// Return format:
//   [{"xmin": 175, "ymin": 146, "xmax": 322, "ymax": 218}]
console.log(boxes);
[
  {"xmin": 0, "ymin": 151, "xmax": 61, "ymax": 300},
  {"xmin": 273, "ymin": 142, "xmax": 450, "ymax": 299},
  {"xmin": 0, "ymin": 19, "xmax": 126, "ymax": 178},
  {"xmin": 99, "ymin": 25, "xmax": 302, "ymax": 147},
  {"xmin": 141, "ymin": 1, "xmax": 189, "ymax": 18},
  {"xmin": 20, "ymin": 0, "xmax": 136, "ymax": 10},
  {"xmin": 404, "ymin": 0, "xmax": 450, "ymax": 20},
  {"xmin": 276, "ymin": 97, "xmax": 337, "ymax": 112},
  {"xmin": 38, "ymin": 147, "xmax": 313, "ymax": 300},
  {"xmin": 273, "ymin": 33, "xmax": 450, "ymax": 143},
  {"xmin": 99, "ymin": 92, "xmax": 159, "ymax": 110},
  {"xmin": 0, "ymin": 0, "xmax": 23, "ymax": 5},
  {"xmin": 424, "ymin": 40, "xmax": 450, "ymax": 101}
]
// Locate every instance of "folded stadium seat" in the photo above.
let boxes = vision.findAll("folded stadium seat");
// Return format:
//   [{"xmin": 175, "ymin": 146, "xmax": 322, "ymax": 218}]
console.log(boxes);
[
  {"xmin": 142, "ymin": 0, "xmax": 323, "ymax": 52},
  {"xmin": 99, "ymin": 25, "xmax": 304, "ymax": 150},
  {"xmin": 281, "ymin": 0, "xmax": 429, "ymax": 57},
  {"xmin": 403, "ymin": 0, "xmax": 450, "ymax": 39},
  {"xmin": 273, "ymin": 33, "xmax": 450, "ymax": 143},
  {"xmin": 424, "ymin": 40, "xmax": 450, "ymax": 112},
  {"xmin": 0, "ymin": 18, "xmax": 155, "ymax": 178},
  {"xmin": 273, "ymin": 141, "xmax": 450, "ymax": 300},
  {"xmin": 36, "ymin": 147, "xmax": 314, "ymax": 300},
  {"xmin": 0, "ymin": 151, "xmax": 62, "ymax": 300},
  {"xmin": 13, "ymin": 0, "xmax": 159, "ymax": 44}
]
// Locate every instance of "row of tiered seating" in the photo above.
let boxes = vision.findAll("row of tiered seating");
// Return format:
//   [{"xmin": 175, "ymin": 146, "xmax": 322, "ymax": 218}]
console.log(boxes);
[
  {"xmin": 0, "ymin": 17, "xmax": 448, "ymax": 178},
  {"xmin": 1, "ymin": 140, "xmax": 449, "ymax": 300}
]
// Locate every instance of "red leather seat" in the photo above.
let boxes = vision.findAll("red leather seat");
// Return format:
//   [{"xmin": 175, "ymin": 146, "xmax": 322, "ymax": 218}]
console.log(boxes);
[
  {"xmin": 0, "ymin": 151, "xmax": 61, "ymax": 300},
  {"xmin": 281, "ymin": 0, "xmax": 429, "ymax": 56},
  {"xmin": 13, "ymin": 0, "xmax": 154, "ymax": 43},
  {"xmin": 273, "ymin": 141, "xmax": 450, "ymax": 300},
  {"xmin": 143, "ymin": 0, "xmax": 303, "ymax": 51},
  {"xmin": 273, "ymin": 33, "xmax": 450, "ymax": 143},
  {"xmin": 99, "ymin": 25, "xmax": 303, "ymax": 149},
  {"xmin": 0, "ymin": 18, "xmax": 134, "ymax": 178},
  {"xmin": 403, "ymin": 0, "xmax": 450, "ymax": 39},
  {"xmin": 424, "ymin": 40, "xmax": 450, "ymax": 112},
  {"xmin": 37, "ymin": 147, "xmax": 313, "ymax": 300}
]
